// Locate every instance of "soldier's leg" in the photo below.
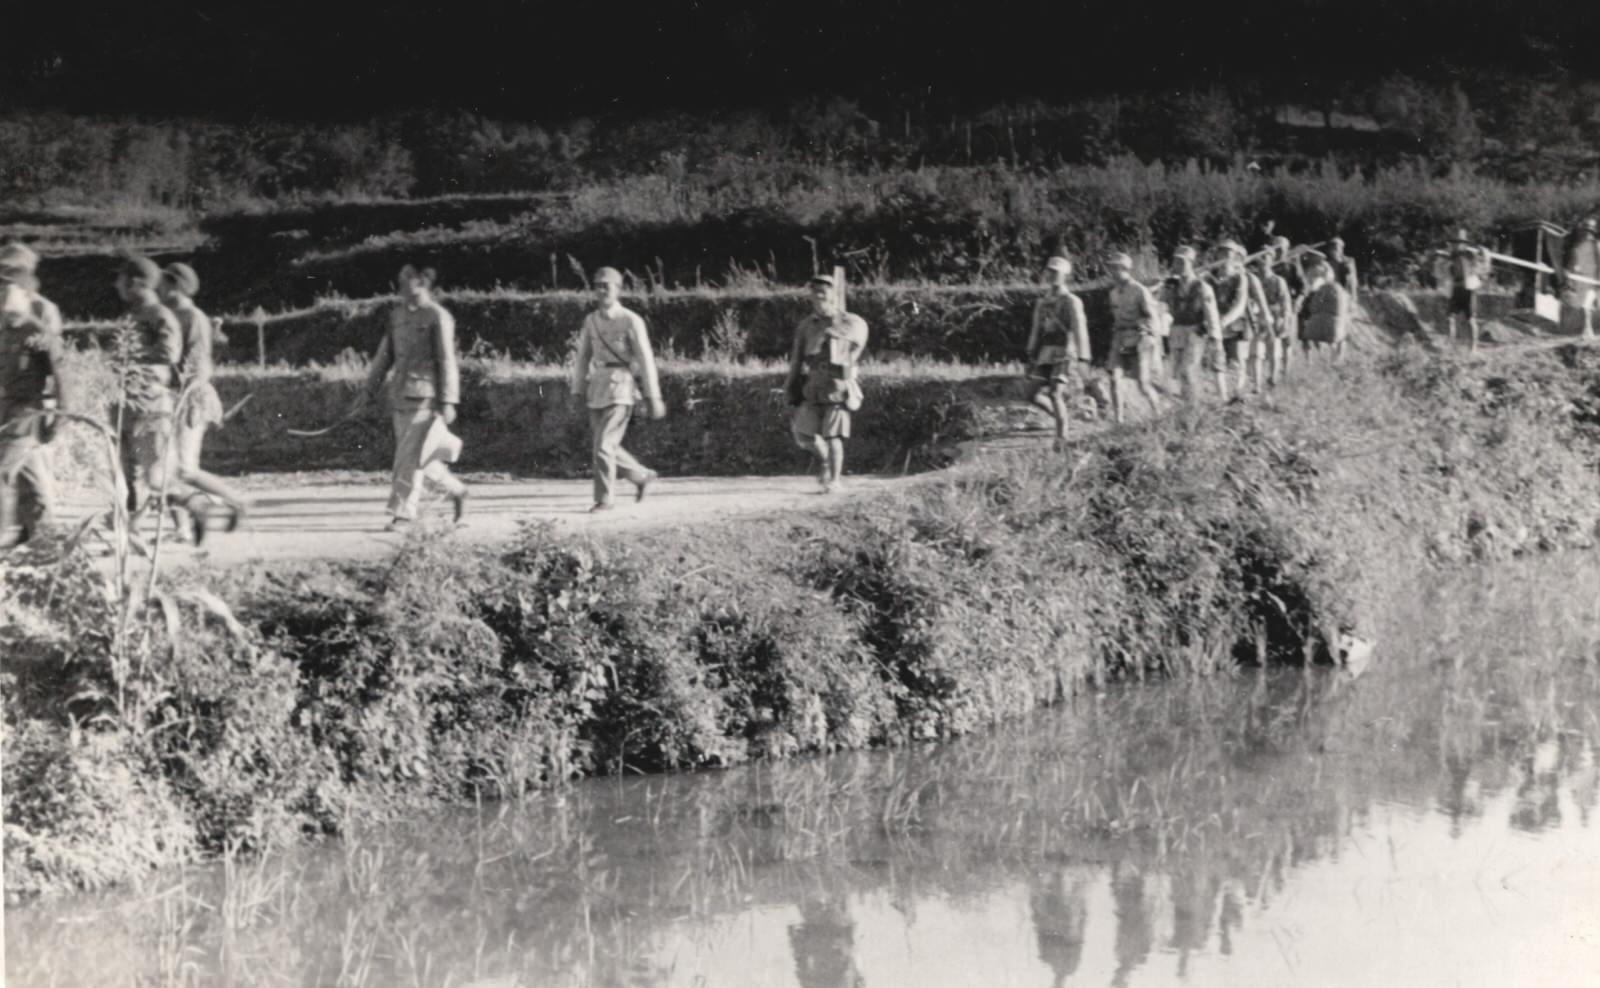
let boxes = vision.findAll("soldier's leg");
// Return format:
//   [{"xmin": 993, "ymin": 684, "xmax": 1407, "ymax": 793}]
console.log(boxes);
[
  {"xmin": 1108, "ymin": 361, "xmax": 1125, "ymax": 424},
  {"xmin": 1135, "ymin": 341, "xmax": 1165, "ymax": 414},
  {"xmin": 0, "ymin": 437, "xmax": 29, "ymax": 547},
  {"xmin": 1048, "ymin": 383, "xmax": 1070, "ymax": 446},
  {"xmin": 825, "ymin": 438, "xmax": 845, "ymax": 488},
  {"xmin": 387, "ymin": 401, "xmax": 431, "ymax": 521},
  {"xmin": 175, "ymin": 422, "xmax": 248, "ymax": 514},
  {"xmin": 16, "ymin": 444, "xmax": 58, "ymax": 540},
  {"xmin": 791, "ymin": 406, "xmax": 829, "ymax": 484},
  {"xmin": 606, "ymin": 411, "xmax": 654, "ymax": 495}
]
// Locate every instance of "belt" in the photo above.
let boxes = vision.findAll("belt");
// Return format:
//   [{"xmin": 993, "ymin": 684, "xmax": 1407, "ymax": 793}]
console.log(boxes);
[{"xmin": 599, "ymin": 361, "xmax": 631, "ymax": 369}]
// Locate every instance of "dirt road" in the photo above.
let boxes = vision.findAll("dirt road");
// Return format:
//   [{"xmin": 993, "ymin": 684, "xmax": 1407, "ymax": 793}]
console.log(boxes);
[{"xmin": 55, "ymin": 472, "xmax": 912, "ymax": 568}]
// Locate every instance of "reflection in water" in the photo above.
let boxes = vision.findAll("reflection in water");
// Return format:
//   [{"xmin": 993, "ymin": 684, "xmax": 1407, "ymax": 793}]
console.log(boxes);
[{"xmin": 8, "ymin": 557, "xmax": 1600, "ymax": 987}]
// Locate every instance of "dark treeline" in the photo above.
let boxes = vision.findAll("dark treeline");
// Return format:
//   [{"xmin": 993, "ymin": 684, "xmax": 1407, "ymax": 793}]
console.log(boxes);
[{"xmin": 3, "ymin": 73, "xmax": 1599, "ymax": 214}]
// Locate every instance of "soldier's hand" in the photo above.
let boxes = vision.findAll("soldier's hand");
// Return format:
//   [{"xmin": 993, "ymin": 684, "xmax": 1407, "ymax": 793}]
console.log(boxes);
[
  {"xmin": 438, "ymin": 402, "xmax": 457, "ymax": 426},
  {"xmin": 648, "ymin": 398, "xmax": 666, "ymax": 420}
]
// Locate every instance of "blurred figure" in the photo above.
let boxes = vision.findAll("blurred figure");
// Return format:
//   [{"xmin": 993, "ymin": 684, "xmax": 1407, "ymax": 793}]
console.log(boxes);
[
  {"xmin": 1328, "ymin": 236, "xmax": 1359, "ymax": 300},
  {"xmin": 158, "ymin": 263, "xmax": 249, "ymax": 542},
  {"xmin": 0, "ymin": 244, "xmax": 71, "ymax": 549},
  {"xmin": 1253, "ymin": 245, "xmax": 1297, "ymax": 387},
  {"xmin": 1446, "ymin": 230, "xmax": 1492, "ymax": 353},
  {"xmin": 1106, "ymin": 252, "xmax": 1166, "ymax": 423},
  {"xmin": 114, "ymin": 254, "xmax": 195, "ymax": 530},
  {"xmin": 1559, "ymin": 216, "xmax": 1599, "ymax": 339},
  {"xmin": 1208, "ymin": 241, "xmax": 1255, "ymax": 395},
  {"xmin": 1298, "ymin": 252, "xmax": 1352, "ymax": 361},
  {"xmin": 1162, "ymin": 245, "xmax": 1227, "ymax": 403},
  {"xmin": 572, "ymin": 266, "xmax": 663, "ymax": 511}
]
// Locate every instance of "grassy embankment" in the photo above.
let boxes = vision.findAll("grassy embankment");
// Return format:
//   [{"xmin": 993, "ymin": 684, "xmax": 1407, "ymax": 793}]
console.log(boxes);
[
  {"xmin": 5, "ymin": 340, "xmax": 1598, "ymax": 902},
  {"xmin": 27, "ymin": 158, "xmax": 1600, "ymax": 322}
]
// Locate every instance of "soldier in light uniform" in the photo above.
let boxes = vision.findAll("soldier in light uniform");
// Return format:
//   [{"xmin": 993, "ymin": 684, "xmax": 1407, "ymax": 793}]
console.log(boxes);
[
  {"xmin": 786, "ymin": 273, "xmax": 868, "ymax": 492},
  {"xmin": 1445, "ymin": 230, "xmax": 1491, "ymax": 353},
  {"xmin": 158, "ymin": 263, "xmax": 248, "ymax": 541},
  {"xmin": 1208, "ymin": 241, "xmax": 1255, "ymax": 395},
  {"xmin": 1298, "ymin": 253, "xmax": 1351, "ymax": 360},
  {"xmin": 1, "ymin": 245, "xmax": 71, "ymax": 549},
  {"xmin": 1327, "ymin": 236, "xmax": 1359, "ymax": 300},
  {"xmin": 114, "ymin": 255, "xmax": 199, "ymax": 529},
  {"xmin": 1105, "ymin": 252, "xmax": 1166, "ymax": 424},
  {"xmin": 1024, "ymin": 255, "xmax": 1091, "ymax": 451},
  {"xmin": 1559, "ymin": 217, "xmax": 1599, "ymax": 339},
  {"xmin": 571, "ymin": 266, "xmax": 663, "ymax": 512},
  {"xmin": 360, "ymin": 264, "xmax": 469, "ymax": 529},
  {"xmin": 1252, "ymin": 245, "xmax": 1297, "ymax": 387},
  {"xmin": 1162, "ymin": 245, "xmax": 1226, "ymax": 403}
]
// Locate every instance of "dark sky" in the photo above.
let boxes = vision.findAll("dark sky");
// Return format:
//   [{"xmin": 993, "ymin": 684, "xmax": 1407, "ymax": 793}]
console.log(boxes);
[{"xmin": 4, "ymin": 0, "xmax": 1596, "ymax": 119}]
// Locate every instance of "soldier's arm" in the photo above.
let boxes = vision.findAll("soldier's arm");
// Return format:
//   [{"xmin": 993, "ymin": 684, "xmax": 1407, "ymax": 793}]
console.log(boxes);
[
  {"xmin": 570, "ymin": 317, "xmax": 591, "ymax": 397},
  {"xmin": 432, "ymin": 307, "xmax": 461, "ymax": 406},
  {"xmin": 156, "ymin": 309, "xmax": 184, "ymax": 368},
  {"xmin": 1025, "ymin": 301, "xmax": 1043, "ymax": 361},
  {"xmin": 180, "ymin": 311, "xmax": 214, "ymax": 383},
  {"xmin": 363, "ymin": 323, "xmax": 394, "ymax": 400},
  {"xmin": 1202, "ymin": 284, "xmax": 1222, "ymax": 340},
  {"xmin": 1345, "ymin": 259, "xmax": 1360, "ymax": 295},
  {"xmin": 630, "ymin": 314, "xmax": 663, "ymax": 406},
  {"xmin": 1135, "ymin": 284, "xmax": 1157, "ymax": 335}
]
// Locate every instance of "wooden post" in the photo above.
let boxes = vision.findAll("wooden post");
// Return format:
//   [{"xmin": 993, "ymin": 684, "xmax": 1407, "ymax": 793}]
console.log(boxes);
[{"xmin": 251, "ymin": 306, "xmax": 268, "ymax": 370}]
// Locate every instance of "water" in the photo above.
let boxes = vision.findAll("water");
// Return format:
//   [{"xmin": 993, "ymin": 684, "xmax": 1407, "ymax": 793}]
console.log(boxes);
[{"xmin": 9, "ymin": 557, "xmax": 1600, "ymax": 987}]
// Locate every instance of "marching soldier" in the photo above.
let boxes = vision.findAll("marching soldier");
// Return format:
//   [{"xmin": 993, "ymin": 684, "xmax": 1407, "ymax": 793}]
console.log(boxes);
[
  {"xmin": 1445, "ymin": 230, "xmax": 1491, "ymax": 353},
  {"xmin": 1208, "ymin": 241, "xmax": 1255, "ymax": 395},
  {"xmin": 1, "ymin": 245, "xmax": 71, "ymax": 549},
  {"xmin": 1252, "ymin": 246, "xmax": 1297, "ymax": 386},
  {"xmin": 158, "ymin": 263, "xmax": 248, "ymax": 541},
  {"xmin": 1162, "ymin": 245, "xmax": 1226, "ymax": 402},
  {"xmin": 360, "ymin": 264, "xmax": 469, "ymax": 529},
  {"xmin": 1328, "ymin": 237, "xmax": 1359, "ymax": 300},
  {"xmin": 1105, "ymin": 252, "xmax": 1166, "ymax": 423},
  {"xmin": 1559, "ymin": 217, "xmax": 1599, "ymax": 339},
  {"xmin": 1024, "ymin": 255, "xmax": 1091, "ymax": 451},
  {"xmin": 1298, "ymin": 253, "xmax": 1351, "ymax": 360},
  {"xmin": 114, "ymin": 255, "xmax": 199, "ymax": 530},
  {"xmin": 786, "ymin": 272, "xmax": 868, "ymax": 492},
  {"xmin": 571, "ymin": 266, "xmax": 663, "ymax": 512}
]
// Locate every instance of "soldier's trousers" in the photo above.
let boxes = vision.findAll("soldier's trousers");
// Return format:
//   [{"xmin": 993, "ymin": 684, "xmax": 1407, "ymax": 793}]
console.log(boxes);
[
  {"xmin": 589, "ymin": 403, "xmax": 652, "ymax": 505},
  {"xmin": 0, "ymin": 435, "xmax": 55, "ymax": 544},
  {"xmin": 119, "ymin": 410, "xmax": 175, "ymax": 515},
  {"xmin": 388, "ymin": 399, "xmax": 465, "ymax": 521}
]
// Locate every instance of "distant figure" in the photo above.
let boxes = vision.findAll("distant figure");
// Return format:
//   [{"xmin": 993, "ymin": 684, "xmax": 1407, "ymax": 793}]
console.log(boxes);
[
  {"xmin": 1559, "ymin": 216, "xmax": 1599, "ymax": 339},
  {"xmin": 571, "ymin": 266, "xmax": 663, "ymax": 512},
  {"xmin": 113, "ymin": 255, "xmax": 194, "ymax": 528},
  {"xmin": 158, "ymin": 263, "xmax": 249, "ymax": 541},
  {"xmin": 1024, "ymin": 255, "xmax": 1091, "ymax": 450},
  {"xmin": 0, "ymin": 244, "xmax": 71, "ymax": 550},
  {"xmin": 1207, "ymin": 241, "xmax": 1255, "ymax": 395},
  {"xmin": 786, "ymin": 272, "xmax": 868, "ymax": 492},
  {"xmin": 1105, "ymin": 252, "xmax": 1166, "ymax": 423},
  {"xmin": 1446, "ymin": 230, "xmax": 1492, "ymax": 353},
  {"xmin": 1327, "ymin": 236, "xmax": 1359, "ymax": 300},
  {"xmin": 1298, "ymin": 252, "xmax": 1352, "ymax": 360},
  {"xmin": 359, "ymin": 264, "xmax": 469, "ymax": 529},
  {"xmin": 1162, "ymin": 245, "xmax": 1226, "ymax": 403},
  {"xmin": 1252, "ymin": 247, "xmax": 1297, "ymax": 386}
]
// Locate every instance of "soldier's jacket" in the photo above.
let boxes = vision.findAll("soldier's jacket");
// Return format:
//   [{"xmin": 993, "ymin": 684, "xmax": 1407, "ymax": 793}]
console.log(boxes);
[
  {"xmin": 122, "ymin": 296, "xmax": 183, "ymax": 413},
  {"xmin": 1210, "ymin": 270, "xmax": 1252, "ymax": 336},
  {"xmin": 1, "ymin": 284, "xmax": 68, "ymax": 438},
  {"xmin": 1163, "ymin": 276, "xmax": 1221, "ymax": 337},
  {"xmin": 571, "ymin": 305, "xmax": 661, "ymax": 409},
  {"xmin": 1259, "ymin": 271, "xmax": 1296, "ymax": 336},
  {"xmin": 1330, "ymin": 254, "xmax": 1359, "ymax": 296},
  {"xmin": 1107, "ymin": 280, "xmax": 1157, "ymax": 335},
  {"xmin": 786, "ymin": 311, "xmax": 868, "ymax": 406},
  {"xmin": 1450, "ymin": 248, "xmax": 1490, "ymax": 291},
  {"xmin": 1561, "ymin": 235, "xmax": 1599, "ymax": 283},
  {"xmin": 365, "ymin": 298, "xmax": 461, "ymax": 406},
  {"xmin": 1027, "ymin": 291, "xmax": 1089, "ymax": 363}
]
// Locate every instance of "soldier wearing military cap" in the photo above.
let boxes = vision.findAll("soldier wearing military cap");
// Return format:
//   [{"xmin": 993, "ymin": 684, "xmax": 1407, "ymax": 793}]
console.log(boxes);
[
  {"xmin": 113, "ymin": 253, "xmax": 192, "ymax": 526},
  {"xmin": 1024, "ymin": 255, "xmax": 1091, "ymax": 450},
  {"xmin": 571, "ymin": 265, "xmax": 663, "ymax": 511},
  {"xmin": 158, "ymin": 262, "xmax": 249, "ymax": 540},
  {"xmin": 1, "ymin": 243, "xmax": 72, "ymax": 549},
  {"xmin": 1207, "ymin": 240, "xmax": 1263, "ymax": 395},
  {"xmin": 1162, "ymin": 245, "xmax": 1227, "ymax": 403},
  {"xmin": 358, "ymin": 263, "xmax": 469, "ymax": 529},
  {"xmin": 1251, "ymin": 245, "xmax": 1296, "ymax": 387},
  {"xmin": 1105, "ymin": 252, "xmax": 1166, "ymax": 423},
  {"xmin": 1327, "ymin": 236, "xmax": 1359, "ymax": 300},
  {"xmin": 1444, "ymin": 230, "xmax": 1491, "ymax": 354},
  {"xmin": 786, "ymin": 272, "xmax": 868, "ymax": 492}
]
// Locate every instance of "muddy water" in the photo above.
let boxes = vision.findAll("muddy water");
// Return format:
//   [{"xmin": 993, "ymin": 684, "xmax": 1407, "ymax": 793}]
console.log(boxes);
[{"xmin": 9, "ymin": 557, "xmax": 1600, "ymax": 987}]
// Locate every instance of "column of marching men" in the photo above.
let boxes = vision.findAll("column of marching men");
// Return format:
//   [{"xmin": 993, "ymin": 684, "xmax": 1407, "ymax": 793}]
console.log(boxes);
[{"xmin": 2, "ymin": 220, "xmax": 1597, "ymax": 550}]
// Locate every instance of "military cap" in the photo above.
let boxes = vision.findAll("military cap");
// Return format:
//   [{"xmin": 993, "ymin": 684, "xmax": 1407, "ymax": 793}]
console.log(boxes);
[
  {"xmin": 0, "ymin": 242, "xmax": 39, "ymax": 274},
  {"xmin": 1271, "ymin": 236, "xmax": 1291, "ymax": 252},
  {"xmin": 594, "ymin": 266, "xmax": 624, "ymax": 287},
  {"xmin": 809, "ymin": 273, "xmax": 836, "ymax": 288},
  {"xmin": 1301, "ymin": 250, "xmax": 1329, "ymax": 267},
  {"xmin": 1581, "ymin": 216, "xmax": 1598, "ymax": 232},
  {"xmin": 1329, "ymin": 236, "xmax": 1346, "ymax": 246},
  {"xmin": 122, "ymin": 255, "xmax": 162, "ymax": 286},
  {"xmin": 162, "ymin": 262, "xmax": 200, "ymax": 296},
  {"xmin": 1044, "ymin": 255, "xmax": 1073, "ymax": 273},
  {"xmin": 1107, "ymin": 252, "xmax": 1134, "ymax": 270},
  {"xmin": 1216, "ymin": 239, "xmax": 1246, "ymax": 256}
]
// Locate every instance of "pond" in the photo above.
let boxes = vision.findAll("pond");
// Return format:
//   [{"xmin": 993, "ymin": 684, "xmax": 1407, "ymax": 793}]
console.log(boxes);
[{"xmin": 8, "ymin": 556, "xmax": 1600, "ymax": 987}]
